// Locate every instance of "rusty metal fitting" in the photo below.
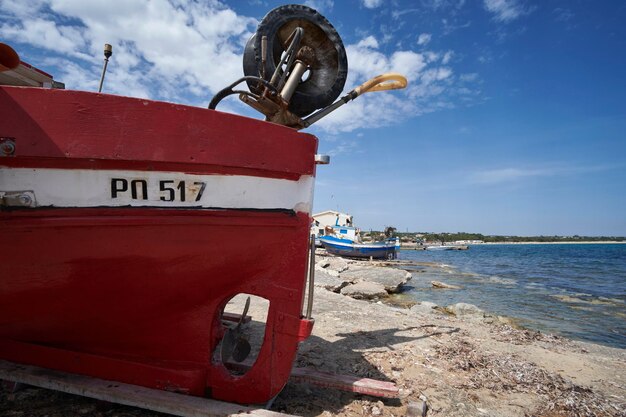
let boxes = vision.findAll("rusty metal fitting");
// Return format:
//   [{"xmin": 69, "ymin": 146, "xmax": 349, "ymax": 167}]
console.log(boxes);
[
  {"xmin": 0, "ymin": 138, "xmax": 16, "ymax": 156},
  {"xmin": 296, "ymin": 46, "xmax": 316, "ymax": 67}
]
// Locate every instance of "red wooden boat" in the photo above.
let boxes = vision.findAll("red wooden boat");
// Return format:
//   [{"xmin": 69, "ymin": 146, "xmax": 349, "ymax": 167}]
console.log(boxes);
[{"xmin": 0, "ymin": 5, "xmax": 406, "ymax": 405}]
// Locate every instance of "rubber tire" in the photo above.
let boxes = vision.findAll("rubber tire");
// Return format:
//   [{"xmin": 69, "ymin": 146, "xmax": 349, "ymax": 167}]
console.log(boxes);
[{"xmin": 243, "ymin": 4, "xmax": 348, "ymax": 117}]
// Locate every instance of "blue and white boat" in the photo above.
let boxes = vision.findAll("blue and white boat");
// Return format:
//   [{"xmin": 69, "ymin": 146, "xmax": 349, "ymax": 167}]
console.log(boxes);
[
  {"xmin": 388, "ymin": 236, "xmax": 401, "ymax": 250},
  {"xmin": 320, "ymin": 235, "xmax": 397, "ymax": 260},
  {"xmin": 314, "ymin": 224, "xmax": 359, "ymax": 247}
]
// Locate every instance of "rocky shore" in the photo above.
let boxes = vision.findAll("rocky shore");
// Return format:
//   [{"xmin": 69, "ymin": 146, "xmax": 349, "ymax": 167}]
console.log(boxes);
[
  {"xmin": 280, "ymin": 251, "xmax": 626, "ymax": 416},
  {"xmin": 1, "ymin": 251, "xmax": 625, "ymax": 417}
]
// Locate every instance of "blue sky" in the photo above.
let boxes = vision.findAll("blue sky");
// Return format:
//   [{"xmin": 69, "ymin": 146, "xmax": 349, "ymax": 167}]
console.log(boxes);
[{"xmin": 2, "ymin": 0, "xmax": 625, "ymax": 235}]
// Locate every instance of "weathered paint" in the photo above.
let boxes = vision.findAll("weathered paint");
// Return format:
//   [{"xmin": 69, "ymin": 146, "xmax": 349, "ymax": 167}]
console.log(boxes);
[
  {"xmin": 0, "ymin": 167, "xmax": 314, "ymax": 213},
  {"xmin": 0, "ymin": 86, "xmax": 317, "ymax": 404}
]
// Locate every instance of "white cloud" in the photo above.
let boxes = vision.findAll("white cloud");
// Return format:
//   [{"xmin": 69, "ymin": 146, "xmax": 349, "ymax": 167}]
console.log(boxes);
[
  {"xmin": 553, "ymin": 8, "xmax": 574, "ymax": 23},
  {"xmin": 424, "ymin": 51, "xmax": 440, "ymax": 62},
  {"xmin": 310, "ymin": 35, "xmax": 479, "ymax": 133},
  {"xmin": 304, "ymin": 0, "xmax": 334, "ymax": 13},
  {"xmin": 459, "ymin": 72, "xmax": 479, "ymax": 82},
  {"xmin": 417, "ymin": 33, "xmax": 432, "ymax": 46},
  {"xmin": 326, "ymin": 139, "xmax": 361, "ymax": 156},
  {"xmin": 469, "ymin": 164, "xmax": 619, "ymax": 185},
  {"xmin": 346, "ymin": 37, "xmax": 426, "ymax": 82},
  {"xmin": 0, "ymin": 0, "xmax": 256, "ymax": 104},
  {"xmin": 483, "ymin": 0, "xmax": 533, "ymax": 23},
  {"xmin": 0, "ymin": 18, "xmax": 88, "ymax": 59},
  {"xmin": 1, "ymin": 1, "xmax": 483, "ymax": 133},
  {"xmin": 422, "ymin": 0, "xmax": 466, "ymax": 11},
  {"xmin": 471, "ymin": 167, "xmax": 546, "ymax": 184},
  {"xmin": 362, "ymin": 0, "xmax": 383, "ymax": 8},
  {"xmin": 442, "ymin": 17, "xmax": 471, "ymax": 35},
  {"xmin": 356, "ymin": 35, "xmax": 379, "ymax": 49},
  {"xmin": 390, "ymin": 51, "xmax": 428, "ymax": 81}
]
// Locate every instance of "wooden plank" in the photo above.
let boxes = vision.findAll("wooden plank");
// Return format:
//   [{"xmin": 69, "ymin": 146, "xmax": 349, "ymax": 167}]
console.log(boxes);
[
  {"xmin": 0, "ymin": 360, "xmax": 297, "ymax": 417},
  {"xmin": 290, "ymin": 367, "xmax": 399, "ymax": 398},
  {"xmin": 225, "ymin": 360, "xmax": 398, "ymax": 398}
]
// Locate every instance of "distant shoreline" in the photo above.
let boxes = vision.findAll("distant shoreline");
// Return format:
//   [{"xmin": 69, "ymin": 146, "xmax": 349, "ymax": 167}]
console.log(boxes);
[
  {"xmin": 400, "ymin": 241, "xmax": 626, "ymax": 248},
  {"xmin": 479, "ymin": 241, "xmax": 626, "ymax": 245}
]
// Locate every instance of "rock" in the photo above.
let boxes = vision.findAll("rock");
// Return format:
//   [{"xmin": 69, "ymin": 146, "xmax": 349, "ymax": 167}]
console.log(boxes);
[
  {"xmin": 325, "ymin": 257, "xmax": 349, "ymax": 273},
  {"xmin": 410, "ymin": 301, "xmax": 439, "ymax": 314},
  {"xmin": 431, "ymin": 280, "xmax": 461, "ymax": 289},
  {"xmin": 340, "ymin": 282, "xmax": 388, "ymax": 300},
  {"xmin": 341, "ymin": 267, "xmax": 411, "ymax": 293},
  {"xmin": 398, "ymin": 388, "xmax": 413, "ymax": 399},
  {"xmin": 316, "ymin": 259, "xmax": 330, "ymax": 269},
  {"xmin": 447, "ymin": 302, "xmax": 484, "ymax": 317},
  {"xmin": 317, "ymin": 265, "xmax": 340, "ymax": 277},
  {"xmin": 407, "ymin": 401, "xmax": 428, "ymax": 417},
  {"xmin": 314, "ymin": 269, "xmax": 350, "ymax": 292}
]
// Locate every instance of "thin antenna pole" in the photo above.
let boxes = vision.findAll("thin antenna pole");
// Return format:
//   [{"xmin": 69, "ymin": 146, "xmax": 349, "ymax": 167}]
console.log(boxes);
[{"xmin": 98, "ymin": 44, "xmax": 112, "ymax": 93}]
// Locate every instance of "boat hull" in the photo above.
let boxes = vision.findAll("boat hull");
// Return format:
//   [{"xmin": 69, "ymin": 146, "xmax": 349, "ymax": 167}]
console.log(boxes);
[
  {"xmin": 320, "ymin": 237, "xmax": 396, "ymax": 260},
  {"xmin": 0, "ymin": 86, "xmax": 318, "ymax": 403}
]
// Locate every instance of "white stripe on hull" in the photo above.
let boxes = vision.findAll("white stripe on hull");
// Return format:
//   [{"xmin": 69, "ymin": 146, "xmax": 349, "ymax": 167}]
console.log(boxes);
[{"xmin": 0, "ymin": 167, "xmax": 314, "ymax": 213}]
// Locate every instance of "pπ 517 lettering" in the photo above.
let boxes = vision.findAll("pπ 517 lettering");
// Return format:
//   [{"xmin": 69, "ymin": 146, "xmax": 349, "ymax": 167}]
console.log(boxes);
[{"xmin": 111, "ymin": 178, "xmax": 206, "ymax": 202}]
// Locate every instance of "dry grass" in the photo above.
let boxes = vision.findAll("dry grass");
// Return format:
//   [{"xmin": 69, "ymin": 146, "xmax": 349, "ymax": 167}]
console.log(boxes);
[
  {"xmin": 489, "ymin": 324, "xmax": 583, "ymax": 349},
  {"xmin": 433, "ymin": 337, "xmax": 625, "ymax": 417}
]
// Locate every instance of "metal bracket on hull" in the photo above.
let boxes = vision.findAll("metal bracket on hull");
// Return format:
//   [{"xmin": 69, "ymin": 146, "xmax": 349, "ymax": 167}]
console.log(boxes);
[
  {"xmin": 0, "ymin": 137, "xmax": 16, "ymax": 156},
  {"xmin": 0, "ymin": 191, "xmax": 36, "ymax": 207},
  {"xmin": 314, "ymin": 154, "xmax": 330, "ymax": 165}
]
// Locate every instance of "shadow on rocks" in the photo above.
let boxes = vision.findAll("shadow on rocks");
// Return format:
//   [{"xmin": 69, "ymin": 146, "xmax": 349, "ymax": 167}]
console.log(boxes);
[{"xmin": 273, "ymin": 325, "xmax": 460, "ymax": 416}]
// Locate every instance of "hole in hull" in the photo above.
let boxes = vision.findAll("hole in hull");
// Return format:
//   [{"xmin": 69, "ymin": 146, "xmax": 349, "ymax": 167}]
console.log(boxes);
[{"xmin": 213, "ymin": 293, "xmax": 269, "ymax": 376}]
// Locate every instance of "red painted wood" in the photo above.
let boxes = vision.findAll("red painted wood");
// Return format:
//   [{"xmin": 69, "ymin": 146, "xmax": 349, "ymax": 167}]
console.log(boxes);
[
  {"xmin": 0, "ymin": 340, "xmax": 208, "ymax": 395},
  {"xmin": 0, "ymin": 157, "xmax": 302, "ymax": 181},
  {"xmin": 0, "ymin": 208, "xmax": 312, "ymax": 404},
  {"xmin": 224, "ymin": 360, "xmax": 399, "ymax": 399},
  {"xmin": 0, "ymin": 86, "xmax": 320, "ymax": 404},
  {"xmin": 0, "ymin": 86, "xmax": 317, "ymax": 179},
  {"xmin": 290, "ymin": 368, "xmax": 399, "ymax": 398}
]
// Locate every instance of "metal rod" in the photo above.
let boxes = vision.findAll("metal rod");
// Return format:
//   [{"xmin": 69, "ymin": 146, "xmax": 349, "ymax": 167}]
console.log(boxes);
[
  {"xmin": 302, "ymin": 90, "xmax": 358, "ymax": 127},
  {"xmin": 261, "ymin": 36, "xmax": 267, "ymax": 80},
  {"xmin": 98, "ymin": 44, "xmax": 112, "ymax": 93},
  {"xmin": 269, "ymin": 27, "xmax": 303, "ymax": 89},
  {"xmin": 98, "ymin": 59, "xmax": 108, "ymax": 93},
  {"xmin": 280, "ymin": 61, "xmax": 307, "ymax": 102},
  {"xmin": 306, "ymin": 234, "xmax": 315, "ymax": 319}
]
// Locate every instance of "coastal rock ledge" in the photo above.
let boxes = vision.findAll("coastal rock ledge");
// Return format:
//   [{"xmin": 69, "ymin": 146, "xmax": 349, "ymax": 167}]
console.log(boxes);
[
  {"xmin": 410, "ymin": 301, "xmax": 439, "ymax": 314},
  {"xmin": 313, "ymin": 269, "xmax": 351, "ymax": 292},
  {"xmin": 431, "ymin": 280, "xmax": 462, "ymax": 289},
  {"xmin": 446, "ymin": 302, "xmax": 485, "ymax": 318},
  {"xmin": 341, "ymin": 267, "xmax": 412, "ymax": 293},
  {"xmin": 340, "ymin": 281, "xmax": 388, "ymax": 299}
]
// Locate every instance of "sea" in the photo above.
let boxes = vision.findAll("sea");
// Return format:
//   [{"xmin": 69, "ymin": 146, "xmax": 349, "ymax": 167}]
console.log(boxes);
[{"xmin": 398, "ymin": 243, "xmax": 626, "ymax": 349}]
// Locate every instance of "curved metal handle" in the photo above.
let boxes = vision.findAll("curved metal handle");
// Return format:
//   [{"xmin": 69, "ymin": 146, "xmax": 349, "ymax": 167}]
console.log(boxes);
[
  {"xmin": 354, "ymin": 73, "xmax": 408, "ymax": 95},
  {"xmin": 302, "ymin": 72, "xmax": 408, "ymax": 128}
]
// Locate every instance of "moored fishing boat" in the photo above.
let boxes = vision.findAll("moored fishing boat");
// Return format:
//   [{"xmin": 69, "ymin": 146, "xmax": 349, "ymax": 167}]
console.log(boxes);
[
  {"xmin": 320, "ymin": 235, "xmax": 397, "ymax": 259},
  {"xmin": 0, "ymin": 4, "xmax": 406, "ymax": 405}
]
